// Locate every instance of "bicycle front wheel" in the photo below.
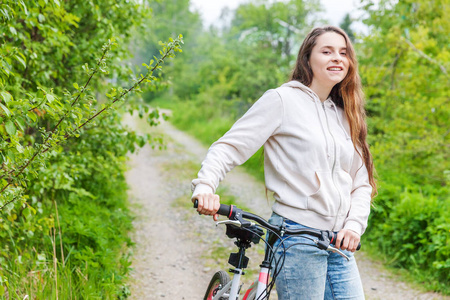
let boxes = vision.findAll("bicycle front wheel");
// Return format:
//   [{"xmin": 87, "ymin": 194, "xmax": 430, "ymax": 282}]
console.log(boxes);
[{"xmin": 204, "ymin": 270, "xmax": 231, "ymax": 300}]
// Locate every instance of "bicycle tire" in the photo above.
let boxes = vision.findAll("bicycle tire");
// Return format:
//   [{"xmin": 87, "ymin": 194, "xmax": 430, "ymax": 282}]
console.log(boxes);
[{"xmin": 204, "ymin": 270, "xmax": 231, "ymax": 300}]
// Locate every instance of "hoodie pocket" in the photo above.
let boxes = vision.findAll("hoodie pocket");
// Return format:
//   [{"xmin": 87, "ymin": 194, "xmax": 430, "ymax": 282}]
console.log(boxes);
[
  {"xmin": 336, "ymin": 170, "xmax": 353, "ymax": 213},
  {"xmin": 307, "ymin": 171, "xmax": 340, "ymax": 216}
]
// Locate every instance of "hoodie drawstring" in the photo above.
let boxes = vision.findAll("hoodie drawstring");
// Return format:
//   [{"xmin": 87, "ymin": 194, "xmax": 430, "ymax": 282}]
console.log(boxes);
[
  {"xmin": 330, "ymin": 103, "xmax": 351, "ymax": 140},
  {"xmin": 314, "ymin": 99, "xmax": 330, "ymax": 158}
]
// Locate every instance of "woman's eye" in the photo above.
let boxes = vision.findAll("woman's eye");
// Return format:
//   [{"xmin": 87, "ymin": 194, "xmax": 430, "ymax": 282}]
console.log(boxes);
[
  {"xmin": 323, "ymin": 51, "xmax": 331, "ymax": 54},
  {"xmin": 340, "ymin": 52, "xmax": 347, "ymax": 56}
]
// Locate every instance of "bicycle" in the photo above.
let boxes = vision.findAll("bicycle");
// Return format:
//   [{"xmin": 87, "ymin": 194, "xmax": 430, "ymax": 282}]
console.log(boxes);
[{"xmin": 194, "ymin": 201, "xmax": 361, "ymax": 300}]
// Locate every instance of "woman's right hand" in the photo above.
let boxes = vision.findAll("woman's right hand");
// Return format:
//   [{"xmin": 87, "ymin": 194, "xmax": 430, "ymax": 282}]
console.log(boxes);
[{"xmin": 192, "ymin": 193, "xmax": 221, "ymax": 221}]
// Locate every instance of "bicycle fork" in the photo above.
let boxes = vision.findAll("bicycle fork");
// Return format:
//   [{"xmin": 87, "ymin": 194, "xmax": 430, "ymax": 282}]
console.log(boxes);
[
  {"xmin": 254, "ymin": 266, "xmax": 270, "ymax": 298},
  {"xmin": 242, "ymin": 242, "xmax": 274, "ymax": 300},
  {"xmin": 227, "ymin": 264, "xmax": 270, "ymax": 300},
  {"xmin": 253, "ymin": 245, "xmax": 273, "ymax": 299}
]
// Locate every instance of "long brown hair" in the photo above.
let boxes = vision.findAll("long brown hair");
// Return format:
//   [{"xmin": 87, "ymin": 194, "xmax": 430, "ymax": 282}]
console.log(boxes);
[{"xmin": 291, "ymin": 26, "xmax": 377, "ymax": 198}]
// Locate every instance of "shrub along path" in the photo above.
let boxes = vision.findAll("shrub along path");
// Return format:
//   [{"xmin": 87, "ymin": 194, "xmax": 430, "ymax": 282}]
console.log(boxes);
[{"xmin": 124, "ymin": 114, "xmax": 448, "ymax": 299}]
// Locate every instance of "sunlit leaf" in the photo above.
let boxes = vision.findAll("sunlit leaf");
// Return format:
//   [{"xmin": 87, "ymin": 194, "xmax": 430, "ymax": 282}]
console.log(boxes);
[
  {"xmin": 46, "ymin": 94, "xmax": 54, "ymax": 102},
  {"xmin": 1, "ymin": 92, "xmax": 12, "ymax": 103},
  {"xmin": 5, "ymin": 120, "xmax": 16, "ymax": 136},
  {"xmin": 0, "ymin": 103, "xmax": 11, "ymax": 117}
]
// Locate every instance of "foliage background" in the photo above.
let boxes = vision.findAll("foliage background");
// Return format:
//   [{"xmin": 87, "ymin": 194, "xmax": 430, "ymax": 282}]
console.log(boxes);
[{"xmin": 360, "ymin": 0, "xmax": 449, "ymax": 291}]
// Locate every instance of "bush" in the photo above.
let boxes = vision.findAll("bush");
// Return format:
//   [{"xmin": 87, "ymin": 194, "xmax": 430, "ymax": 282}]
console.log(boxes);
[{"xmin": 366, "ymin": 180, "xmax": 450, "ymax": 293}]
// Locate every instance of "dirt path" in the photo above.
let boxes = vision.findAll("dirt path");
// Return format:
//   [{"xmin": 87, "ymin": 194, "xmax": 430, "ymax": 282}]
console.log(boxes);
[{"xmin": 125, "ymin": 116, "xmax": 448, "ymax": 299}]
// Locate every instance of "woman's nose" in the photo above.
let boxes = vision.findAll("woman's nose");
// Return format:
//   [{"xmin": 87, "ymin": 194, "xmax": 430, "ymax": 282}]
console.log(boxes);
[{"xmin": 332, "ymin": 53, "xmax": 342, "ymax": 63}]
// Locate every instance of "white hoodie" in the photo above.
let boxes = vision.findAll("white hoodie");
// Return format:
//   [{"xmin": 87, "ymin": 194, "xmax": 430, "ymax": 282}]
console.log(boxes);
[{"xmin": 191, "ymin": 81, "xmax": 372, "ymax": 235}]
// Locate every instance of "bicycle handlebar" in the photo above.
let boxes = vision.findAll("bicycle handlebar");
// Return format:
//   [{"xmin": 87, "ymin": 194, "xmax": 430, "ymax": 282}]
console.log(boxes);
[{"xmin": 194, "ymin": 200, "xmax": 361, "ymax": 251}]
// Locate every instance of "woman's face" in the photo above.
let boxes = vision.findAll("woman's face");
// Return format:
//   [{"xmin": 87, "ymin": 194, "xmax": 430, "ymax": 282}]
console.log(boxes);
[{"xmin": 309, "ymin": 32, "xmax": 349, "ymax": 90}]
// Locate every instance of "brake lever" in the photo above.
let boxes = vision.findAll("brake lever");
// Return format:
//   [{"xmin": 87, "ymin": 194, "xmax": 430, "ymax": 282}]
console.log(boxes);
[
  {"xmin": 326, "ymin": 245, "xmax": 350, "ymax": 261},
  {"xmin": 234, "ymin": 209, "xmax": 252, "ymax": 227},
  {"xmin": 216, "ymin": 220, "xmax": 243, "ymax": 227}
]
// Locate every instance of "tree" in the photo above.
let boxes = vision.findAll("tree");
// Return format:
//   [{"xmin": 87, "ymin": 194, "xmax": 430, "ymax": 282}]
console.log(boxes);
[
  {"xmin": 138, "ymin": 0, "xmax": 203, "ymax": 99},
  {"xmin": 339, "ymin": 13, "xmax": 355, "ymax": 42}
]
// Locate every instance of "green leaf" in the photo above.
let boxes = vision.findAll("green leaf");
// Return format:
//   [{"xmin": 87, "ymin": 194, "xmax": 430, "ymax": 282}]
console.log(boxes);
[
  {"xmin": 0, "ymin": 152, "xmax": 6, "ymax": 164},
  {"xmin": 73, "ymin": 82, "xmax": 79, "ymax": 90},
  {"xmin": 5, "ymin": 120, "xmax": 16, "ymax": 136},
  {"xmin": 14, "ymin": 55, "xmax": 26, "ymax": 69},
  {"xmin": 0, "ymin": 8, "xmax": 10, "ymax": 20},
  {"xmin": 27, "ymin": 111, "xmax": 37, "ymax": 122},
  {"xmin": 16, "ymin": 143, "xmax": 24, "ymax": 153},
  {"xmin": 19, "ymin": 0, "xmax": 28, "ymax": 15},
  {"xmin": 1, "ymin": 92, "xmax": 12, "ymax": 103},
  {"xmin": 15, "ymin": 117, "xmax": 25, "ymax": 131},
  {"xmin": 9, "ymin": 27, "xmax": 17, "ymax": 36},
  {"xmin": 46, "ymin": 94, "xmax": 55, "ymax": 102},
  {"xmin": 0, "ymin": 103, "xmax": 11, "ymax": 117},
  {"xmin": 23, "ymin": 206, "xmax": 36, "ymax": 220}
]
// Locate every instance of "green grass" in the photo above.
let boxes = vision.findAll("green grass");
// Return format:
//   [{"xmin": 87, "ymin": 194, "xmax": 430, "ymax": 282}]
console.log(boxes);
[
  {"xmin": 0, "ymin": 157, "xmax": 134, "ymax": 299},
  {"xmin": 361, "ymin": 241, "xmax": 448, "ymax": 296},
  {"xmin": 161, "ymin": 159, "xmax": 201, "ymax": 181}
]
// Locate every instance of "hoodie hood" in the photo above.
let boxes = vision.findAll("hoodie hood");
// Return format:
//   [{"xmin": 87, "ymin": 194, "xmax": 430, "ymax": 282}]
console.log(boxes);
[
  {"xmin": 282, "ymin": 80, "xmax": 351, "ymax": 140},
  {"xmin": 281, "ymin": 80, "xmax": 318, "ymax": 102}
]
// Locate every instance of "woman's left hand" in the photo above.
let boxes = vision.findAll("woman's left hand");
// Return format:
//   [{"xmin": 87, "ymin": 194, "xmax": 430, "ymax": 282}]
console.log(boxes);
[{"xmin": 335, "ymin": 229, "xmax": 360, "ymax": 252}]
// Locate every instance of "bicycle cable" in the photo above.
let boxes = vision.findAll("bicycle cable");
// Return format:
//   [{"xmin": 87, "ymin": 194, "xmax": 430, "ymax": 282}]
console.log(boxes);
[{"xmin": 237, "ymin": 225, "xmax": 320, "ymax": 300}]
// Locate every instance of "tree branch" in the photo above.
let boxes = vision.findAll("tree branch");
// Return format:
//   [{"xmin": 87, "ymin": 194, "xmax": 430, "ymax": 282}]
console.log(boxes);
[
  {"xmin": 403, "ymin": 37, "xmax": 448, "ymax": 77},
  {"xmin": 0, "ymin": 195, "xmax": 19, "ymax": 211}
]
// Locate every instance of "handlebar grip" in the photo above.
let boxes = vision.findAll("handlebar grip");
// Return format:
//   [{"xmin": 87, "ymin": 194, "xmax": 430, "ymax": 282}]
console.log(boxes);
[
  {"xmin": 193, "ymin": 200, "xmax": 232, "ymax": 217},
  {"xmin": 331, "ymin": 232, "xmax": 361, "ymax": 251},
  {"xmin": 217, "ymin": 204, "xmax": 231, "ymax": 216}
]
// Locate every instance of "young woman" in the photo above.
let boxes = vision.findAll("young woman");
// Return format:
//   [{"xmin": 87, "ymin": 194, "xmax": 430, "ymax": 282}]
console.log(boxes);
[{"xmin": 191, "ymin": 26, "xmax": 376, "ymax": 299}]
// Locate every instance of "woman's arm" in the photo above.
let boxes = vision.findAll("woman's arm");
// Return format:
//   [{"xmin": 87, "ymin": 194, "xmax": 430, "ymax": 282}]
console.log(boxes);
[
  {"xmin": 344, "ymin": 148, "xmax": 373, "ymax": 235},
  {"xmin": 336, "ymin": 149, "xmax": 372, "ymax": 252},
  {"xmin": 191, "ymin": 89, "xmax": 283, "ymax": 215}
]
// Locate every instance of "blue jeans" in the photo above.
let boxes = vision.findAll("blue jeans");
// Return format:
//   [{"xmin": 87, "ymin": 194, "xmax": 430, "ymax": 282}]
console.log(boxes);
[{"xmin": 268, "ymin": 213, "xmax": 365, "ymax": 299}]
